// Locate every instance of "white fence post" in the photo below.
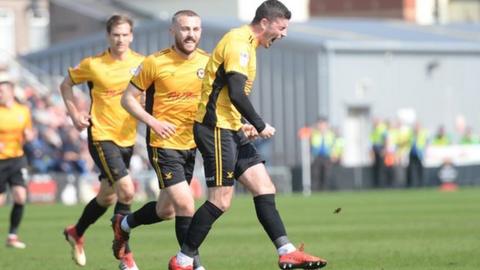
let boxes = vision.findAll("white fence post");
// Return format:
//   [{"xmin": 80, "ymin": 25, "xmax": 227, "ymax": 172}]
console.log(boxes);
[{"xmin": 299, "ymin": 127, "xmax": 311, "ymax": 196}]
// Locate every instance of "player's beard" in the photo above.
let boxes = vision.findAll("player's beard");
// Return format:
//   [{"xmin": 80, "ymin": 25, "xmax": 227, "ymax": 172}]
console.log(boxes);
[{"xmin": 175, "ymin": 37, "xmax": 197, "ymax": 56}]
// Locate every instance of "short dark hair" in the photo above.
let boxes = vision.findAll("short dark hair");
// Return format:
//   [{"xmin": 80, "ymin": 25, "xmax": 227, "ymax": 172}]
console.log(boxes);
[
  {"xmin": 172, "ymin": 10, "xmax": 200, "ymax": 24},
  {"xmin": 106, "ymin": 14, "xmax": 133, "ymax": 33},
  {"xmin": 252, "ymin": 0, "xmax": 291, "ymax": 24}
]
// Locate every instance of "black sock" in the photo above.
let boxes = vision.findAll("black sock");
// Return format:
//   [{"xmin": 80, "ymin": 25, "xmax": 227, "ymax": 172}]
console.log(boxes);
[
  {"xmin": 181, "ymin": 201, "xmax": 223, "ymax": 257},
  {"xmin": 175, "ymin": 216, "xmax": 192, "ymax": 246},
  {"xmin": 75, "ymin": 198, "xmax": 108, "ymax": 237},
  {"xmin": 114, "ymin": 201, "xmax": 131, "ymax": 215},
  {"xmin": 127, "ymin": 201, "xmax": 163, "ymax": 229},
  {"xmin": 9, "ymin": 203, "xmax": 24, "ymax": 235},
  {"xmin": 254, "ymin": 194, "xmax": 288, "ymax": 248},
  {"xmin": 176, "ymin": 216, "xmax": 202, "ymax": 268}
]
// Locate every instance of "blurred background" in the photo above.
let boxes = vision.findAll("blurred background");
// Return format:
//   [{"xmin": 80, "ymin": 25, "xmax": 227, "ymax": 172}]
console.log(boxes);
[{"xmin": 1, "ymin": 0, "xmax": 480, "ymax": 204}]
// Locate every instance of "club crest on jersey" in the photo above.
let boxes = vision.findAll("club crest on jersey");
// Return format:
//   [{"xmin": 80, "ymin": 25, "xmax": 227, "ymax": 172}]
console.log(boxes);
[
  {"xmin": 131, "ymin": 65, "xmax": 142, "ymax": 76},
  {"xmin": 239, "ymin": 51, "xmax": 249, "ymax": 67},
  {"xmin": 196, "ymin": 68, "xmax": 205, "ymax": 79}
]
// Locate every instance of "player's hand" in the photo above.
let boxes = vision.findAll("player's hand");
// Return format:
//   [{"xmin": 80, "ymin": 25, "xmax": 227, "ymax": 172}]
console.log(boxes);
[
  {"xmin": 72, "ymin": 113, "xmax": 91, "ymax": 131},
  {"xmin": 242, "ymin": 124, "xmax": 258, "ymax": 140},
  {"xmin": 259, "ymin": 123, "xmax": 275, "ymax": 139},
  {"xmin": 151, "ymin": 120, "xmax": 176, "ymax": 139}
]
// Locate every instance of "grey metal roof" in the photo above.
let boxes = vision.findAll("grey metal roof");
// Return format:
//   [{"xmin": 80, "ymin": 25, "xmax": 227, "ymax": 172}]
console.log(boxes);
[
  {"xmin": 200, "ymin": 17, "xmax": 480, "ymax": 52},
  {"xmin": 285, "ymin": 18, "xmax": 480, "ymax": 52},
  {"xmin": 23, "ymin": 17, "xmax": 480, "ymax": 61},
  {"xmin": 50, "ymin": 0, "xmax": 151, "ymax": 20}
]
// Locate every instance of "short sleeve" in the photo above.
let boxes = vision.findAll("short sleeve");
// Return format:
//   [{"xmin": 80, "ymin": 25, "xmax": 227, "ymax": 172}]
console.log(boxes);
[
  {"xmin": 68, "ymin": 57, "xmax": 92, "ymax": 85},
  {"xmin": 130, "ymin": 55, "xmax": 156, "ymax": 92},
  {"xmin": 223, "ymin": 41, "xmax": 250, "ymax": 77}
]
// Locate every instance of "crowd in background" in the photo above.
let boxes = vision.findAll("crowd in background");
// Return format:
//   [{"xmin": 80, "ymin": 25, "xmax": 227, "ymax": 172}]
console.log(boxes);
[
  {"xmin": 306, "ymin": 116, "xmax": 479, "ymax": 191},
  {"xmin": 370, "ymin": 118, "xmax": 478, "ymax": 189},
  {"xmin": 18, "ymin": 81, "xmax": 93, "ymax": 176},
  {"xmin": 0, "ymin": 65, "xmax": 149, "ymax": 178}
]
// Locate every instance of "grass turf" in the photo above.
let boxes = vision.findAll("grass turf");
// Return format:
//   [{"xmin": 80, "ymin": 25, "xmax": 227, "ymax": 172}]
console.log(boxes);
[{"xmin": 1, "ymin": 187, "xmax": 479, "ymax": 269}]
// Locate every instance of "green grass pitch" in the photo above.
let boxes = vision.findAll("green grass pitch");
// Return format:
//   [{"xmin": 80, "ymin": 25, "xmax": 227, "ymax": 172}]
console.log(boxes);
[{"xmin": 1, "ymin": 187, "xmax": 479, "ymax": 269}]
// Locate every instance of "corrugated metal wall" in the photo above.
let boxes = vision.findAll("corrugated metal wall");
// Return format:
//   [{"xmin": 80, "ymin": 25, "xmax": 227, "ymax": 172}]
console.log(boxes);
[{"xmin": 329, "ymin": 48, "xmax": 480, "ymax": 134}]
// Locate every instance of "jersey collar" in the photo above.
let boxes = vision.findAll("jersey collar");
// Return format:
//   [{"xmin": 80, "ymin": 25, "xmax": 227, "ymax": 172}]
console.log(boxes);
[
  {"xmin": 107, "ymin": 48, "xmax": 132, "ymax": 61},
  {"xmin": 171, "ymin": 45, "xmax": 198, "ymax": 60},
  {"xmin": 243, "ymin": 25, "xmax": 259, "ymax": 48}
]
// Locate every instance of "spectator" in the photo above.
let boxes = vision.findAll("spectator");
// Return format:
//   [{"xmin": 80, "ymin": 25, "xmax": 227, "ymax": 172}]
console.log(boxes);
[
  {"xmin": 460, "ymin": 127, "xmax": 479, "ymax": 145},
  {"xmin": 383, "ymin": 120, "xmax": 398, "ymax": 188},
  {"xmin": 24, "ymin": 127, "xmax": 58, "ymax": 173},
  {"xmin": 330, "ymin": 127, "xmax": 344, "ymax": 190},
  {"xmin": 59, "ymin": 126, "xmax": 88, "ymax": 175},
  {"xmin": 406, "ymin": 122, "xmax": 429, "ymax": 188},
  {"xmin": 370, "ymin": 118, "xmax": 387, "ymax": 188},
  {"xmin": 310, "ymin": 117, "xmax": 335, "ymax": 191},
  {"xmin": 431, "ymin": 125, "xmax": 451, "ymax": 146}
]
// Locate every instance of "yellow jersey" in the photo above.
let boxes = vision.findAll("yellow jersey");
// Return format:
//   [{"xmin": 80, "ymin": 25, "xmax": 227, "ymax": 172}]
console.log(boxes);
[
  {"xmin": 0, "ymin": 102, "xmax": 32, "ymax": 159},
  {"xmin": 68, "ymin": 49, "xmax": 144, "ymax": 146},
  {"xmin": 131, "ymin": 47, "xmax": 209, "ymax": 149},
  {"xmin": 196, "ymin": 25, "xmax": 258, "ymax": 131}
]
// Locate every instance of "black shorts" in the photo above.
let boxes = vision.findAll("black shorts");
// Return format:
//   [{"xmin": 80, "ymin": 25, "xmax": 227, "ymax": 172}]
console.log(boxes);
[
  {"xmin": 147, "ymin": 147, "xmax": 196, "ymax": 189},
  {"xmin": 193, "ymin": 122, "xmax": 264, "ymax": 188},
  {"xmin": 0, "ymin": 156, "xmax": 28, "ymax": 193},
  {"xmin": 88, "ymin": 140, "xmax": 133, "ymax": 185}
]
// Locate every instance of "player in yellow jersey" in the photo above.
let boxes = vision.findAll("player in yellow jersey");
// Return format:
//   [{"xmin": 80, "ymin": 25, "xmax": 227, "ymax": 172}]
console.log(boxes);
[
  {"xmin": 0, "ymin": 73, "xmax": 33, "ymax": 249},
  {"xmin": 111, "ymin": 10, "xmax": 207, "ymax": 270},
  {"xmin": 169, "ymin": 1, "xmax": 327, "ymax": 270},
  {"xmin": 59, "ymin": 15, "xmax": 144, "ymax": 270}
]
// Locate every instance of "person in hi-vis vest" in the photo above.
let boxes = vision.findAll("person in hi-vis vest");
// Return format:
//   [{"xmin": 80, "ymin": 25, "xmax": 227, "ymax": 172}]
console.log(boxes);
[{"xmin": 310, "ymin": 117, "xmax": 335, "ymax": 191}]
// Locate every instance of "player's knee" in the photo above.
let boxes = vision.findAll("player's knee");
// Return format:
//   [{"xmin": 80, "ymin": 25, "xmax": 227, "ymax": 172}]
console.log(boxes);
[
  {"xmin": 174, "ymin": 202, "xmax": 195, "ymax": 216},
  {"xmin": 253, "ymin": 180, "xmax": 277, "ymax": 196},
  {"xmin": 12, "ymin": 195, "xmax": 26, "ymax": 204},
  {"xmin": 263, "ymin": 181, "xmax": 276, "ymax": 194},
  {"xmin": 156, "ymin": 206, "xmax": 175, "ymax": 220},
  {"xmin": 208, "ymin": 189, "xmax": 234, "ymax": 211},
  {"xmin": 211, "ymin": 199, "xmax": 231, "ymax": 212},
  {"xmin": 118, "ymin": 192, "xmax": 134, "ymax": 204},
  {"xmin": 12, "ymin": 187, "xmax": 27, "ymax": 204},
  {"xmin": 115, "ymin": 178, "xmax": 135, "ymax": 203},
  {"xmin": 116, "ymin": 184, "xmax": 135, "ymax": 203},
  {"xmin": 97, "ymin": 194, "xmax": 116, "ymax": 207}
]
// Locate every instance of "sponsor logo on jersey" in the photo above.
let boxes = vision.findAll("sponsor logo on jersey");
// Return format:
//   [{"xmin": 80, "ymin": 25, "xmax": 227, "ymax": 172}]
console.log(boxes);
[{"xmin": 239, "ymin": 51, "xmax": 249, "ymax": 67}]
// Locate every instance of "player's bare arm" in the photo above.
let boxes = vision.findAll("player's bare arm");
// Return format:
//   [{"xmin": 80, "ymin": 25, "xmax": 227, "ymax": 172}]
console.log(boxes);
[
  {"xmin": 59, "ymin": 76, "xmax": 91, "ymax": 131},
  {"xmin": 121, "ymin": 83, "xmax": 176, "ymax": 139}
]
